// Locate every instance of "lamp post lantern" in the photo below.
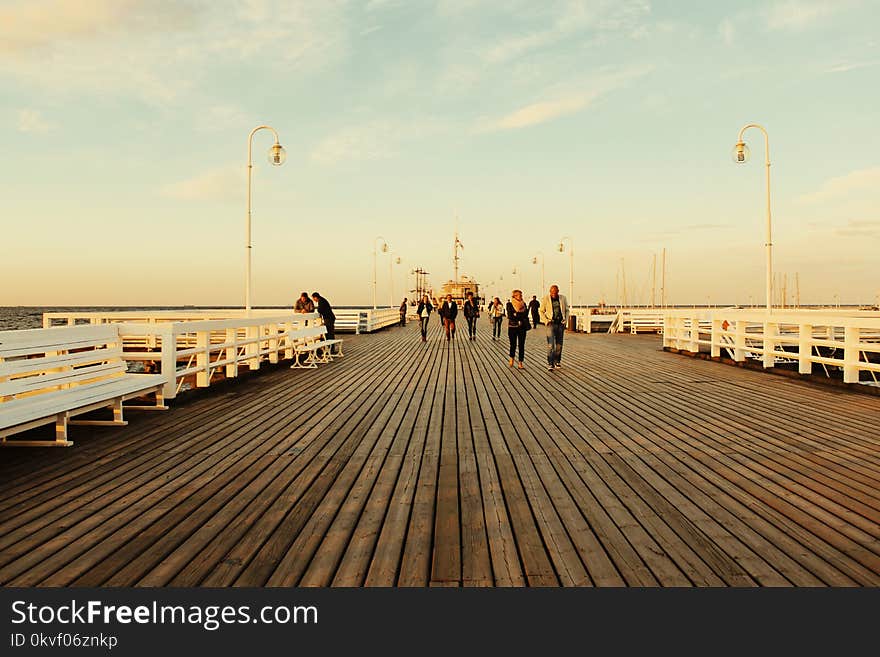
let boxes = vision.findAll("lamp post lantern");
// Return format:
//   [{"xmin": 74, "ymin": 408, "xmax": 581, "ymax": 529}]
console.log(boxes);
[
  {"xmin": 389, "ymin": 255, "xmax": 401, "ymax": 307},
  {"xmin": 373, "ymin": 236, "xmax": 388, "ymax": 309},
  {"xmin": 733, "ymin": 123, "xmax": 773, "ymax": 313},
  {"xmin": 558, "ymin": 236, "xmax": 574, "ymax": 305},
  {"xmin": 245, "ymin": 125, "xmax": 285, "ymax": 313},
  {"xmin": 532, "ymin": 252, "xmax": 545, "ymax": 294}
]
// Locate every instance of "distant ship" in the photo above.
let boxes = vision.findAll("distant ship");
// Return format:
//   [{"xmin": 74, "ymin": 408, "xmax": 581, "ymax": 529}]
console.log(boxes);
[{"xmin": 438, "ymin": 229, "xmax": 481, "ymax": 305}]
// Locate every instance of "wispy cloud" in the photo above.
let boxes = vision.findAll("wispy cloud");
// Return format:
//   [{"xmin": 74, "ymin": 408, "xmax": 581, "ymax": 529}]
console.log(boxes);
[
  {"xmin": 0, "ymin": 0, "xmax": 196, "ymax": 54},
  {"xmin": 718, "ymin": 18, "xmax": 736, "ymax": 45},
  {"xmin": 833, "ymin": 219, "xmax": 880, "ymax": 238},
  {"xmin": 17, "ymin": 109, "xmax": 54, "ymax": 134},
  {"xmin": 476, "ymin": 66, "xmax": 652, "ymax": 133},
  {"xmin": 0, "ymin": 1, "xmax": 349, "ymax": 106},
  {"xmin": 479, "ymin": 94, "xmax": 595, "ymax": 132},
  {"xmin": 160, "ymin": 166, "xmax": 244, "ymax": 202},
  {"xmin": 310, "ymin": 120, "xmax": 445, "ymax": 165},
  {"xmin": 823, "ymin": 60, "xmax": 878, "ymax": 74},
  {"xmin": 763, "ymin": 0, "xmax": 860, "ymax": 31},
  {"xmin": 797, "ymin": 167, "xmax": 880, "ymax": 205}
]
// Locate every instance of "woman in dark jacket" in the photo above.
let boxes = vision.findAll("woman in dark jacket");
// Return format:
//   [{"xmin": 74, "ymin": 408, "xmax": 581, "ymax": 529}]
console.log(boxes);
[{"xmin": 506, "ymin": 289, "xmax": 530, "ymax": 369}]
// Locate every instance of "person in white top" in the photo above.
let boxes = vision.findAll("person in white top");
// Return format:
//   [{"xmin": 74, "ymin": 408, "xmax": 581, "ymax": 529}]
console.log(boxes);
[
  {"xmin": 416, "ymin": 295, "xmax": 433, "ymax": 342},
  {"xmin": 487, "ymin": 297, "xmax": 504, "ymax": 340},
  {"xmin": 538, "ymin": 285, "xmax": 570, "ymax": 371}
]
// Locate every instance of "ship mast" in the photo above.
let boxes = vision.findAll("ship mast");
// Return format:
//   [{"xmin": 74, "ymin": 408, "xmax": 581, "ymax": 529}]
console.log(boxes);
[{"xmin": 453, "ymin": 219, "xmax": 463, "ymax": 282}]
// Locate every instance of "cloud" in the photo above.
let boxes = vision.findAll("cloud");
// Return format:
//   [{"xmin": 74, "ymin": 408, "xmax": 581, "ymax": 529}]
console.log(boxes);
[
  {"xmin": 763, "ymin": 0, "xmax": 859, "ymax": 31},
  {"xmin": 824, "ymin": 61, "xmax": 878, "ymax": 74},
  {"xmin": 17, "ymin": 109, "xmax": 54, "ymax": 134},
  {"xmin": 0, "ymin": 0, "xmax": 197, "ymax": 54},
  {"xmin": 479, "ymin": 1, "xmax": 652, "ymax": 65},
  {"xmin": 477, "ymin": 66, "xmax": 652, "ymax": 132},
  {"xmin": 833, "ymin": 220, "xmax": 880, "ymax": 239},
  {"xmin": 160, "ymin": 166, "xmax": 245, "ymax": 202},
  {"xmin": 310, "ymin": 120, "xmax": 444, "ymax": 165},
  {"xmin": 796, "ymin": 167, "xmax": 880, "ymax": 205},
  {"xmin": 719, "ymin": 18, "xmax": 736, "ymax": 45},
  {"xmin": 197, "ymin": 105, "xmax": 251, "ymax": 133},
  {"xmin": 0, "ymin": 1, "xmax": 349, "ymax": 106},
  {"xmin": 479, "ymin": 94, "xmax": 595, "ymax": 132}
]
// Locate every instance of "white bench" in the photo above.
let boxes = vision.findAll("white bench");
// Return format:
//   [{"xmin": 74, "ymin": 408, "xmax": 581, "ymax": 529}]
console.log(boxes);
[
  {"xmin": 289, "ymin": 326, "xmax": 344, "ymax": 369},
  {"xmin": 0, "ymin": 325, "xmax": 167, "ymax": 447}
]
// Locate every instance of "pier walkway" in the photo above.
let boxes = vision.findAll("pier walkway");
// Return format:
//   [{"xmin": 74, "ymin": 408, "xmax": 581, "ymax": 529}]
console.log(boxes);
[{"xmin": 1, "ymin": 323, "xmax": 879, "ymax": 586}]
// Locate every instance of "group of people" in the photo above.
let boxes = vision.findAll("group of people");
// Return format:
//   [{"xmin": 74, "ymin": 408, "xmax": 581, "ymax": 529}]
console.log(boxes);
[
  {"xmin": 294, "ymin": 291, "xmax": 338, "ymax": 353},
  {"xmin": 410, "ymin": 285, "xmax": 570, "ymax": 372}
]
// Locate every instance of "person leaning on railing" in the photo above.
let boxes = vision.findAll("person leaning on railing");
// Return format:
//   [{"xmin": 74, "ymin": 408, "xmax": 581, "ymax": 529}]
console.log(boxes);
[
  {"xmin": 294, "ymin": 291, "xmax": 314, "ymax": 313},
  {"xmin": 311, "ymin": 292, "xmax": 337, "ymax": 354}
]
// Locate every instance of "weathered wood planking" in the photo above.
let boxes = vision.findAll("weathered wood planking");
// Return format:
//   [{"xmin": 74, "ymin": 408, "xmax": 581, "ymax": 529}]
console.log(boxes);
[{"xmin": 1, "ymin": 321, "xmax": 879, "ymax": 587}]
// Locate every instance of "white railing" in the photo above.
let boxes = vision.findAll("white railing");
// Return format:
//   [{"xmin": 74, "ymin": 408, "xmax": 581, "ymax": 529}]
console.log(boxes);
[
  {"xmin": 43, "ymin": 312, "xmax": 324, "ymax": 399},
  {"xmin": 663, "ymin": 308, "xmax": 880, "ymax": 385},
  {"xmin": 335, "ymin": 308, "xmax": 400, "ymax": 334},
  {"xmin": 570, "ymin": 307, "xmax": 677, "ymax": 334}
]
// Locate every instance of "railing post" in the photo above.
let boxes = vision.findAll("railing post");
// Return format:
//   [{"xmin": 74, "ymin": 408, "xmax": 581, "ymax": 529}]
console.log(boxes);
[
  {"xmin": 798, "ymin": 324, "xmax": 812, "ymax": 375},
  {"xmin": 763, "ymin": 321, "xmax": 776, "ymax": 369},
  {"xmin": 711, "ymin": 317, "xmax": 721, "ymax": 358},
  {"xmin": 226, "ymin": 327, "xmax": 238, "ymax": 379},
  {"xmin": 734, "ymin": 319, "xmax": 746, "ymax": 362},
  {"xmin": 247, "ymin": 325, "xmax": 260, "ymax": 370},
  {"xmin": 689, "ymin": 315, "xmax": 699, "ymax": 353},
  {"xmin": 843, "ymin": 325, "xmax": 860, "ymax": 383},
  {"xmin": 196, "ymin": 331, "xmax": 210, "ymax": 387},
  {"xmin": 160, "ymin": 326, "xmax": 177, "ymax": 400},
  {"xmin": 283, "ymin": 322, "xmax": 294, "ymax": 360},
  {"xmin": 268, "ymin": 323, "xmax": 279, "ymax": 364}
]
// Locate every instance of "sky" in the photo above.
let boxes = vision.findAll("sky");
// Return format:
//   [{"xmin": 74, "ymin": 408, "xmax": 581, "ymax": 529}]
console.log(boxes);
[{"xmin": 1, "ymin": 0, "xmax": 879, "ymax": 307}]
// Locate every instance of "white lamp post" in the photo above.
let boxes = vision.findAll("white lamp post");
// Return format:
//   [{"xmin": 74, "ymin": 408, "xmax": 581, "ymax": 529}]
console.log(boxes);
[
  {"xmin": 532, "ymin": 252, "xmax": 545, "ymax": 294},
  {"xmin": 733, "ymin": 123, "xmax": 773, "ymax": 313},
  {"xmin": 558, "ymin": 236, "xmax": 574, "ymax": 305},
  {"xmin": 389, "ymin": 254, "xmax": 401, "ymax": 307},
  {"xmin": 373, "ymin": 236, "xmax": 388, "ymax": 309},
  {"xmin": 245, "ymin": 125, "xmax": 286, "ymax": 314}
]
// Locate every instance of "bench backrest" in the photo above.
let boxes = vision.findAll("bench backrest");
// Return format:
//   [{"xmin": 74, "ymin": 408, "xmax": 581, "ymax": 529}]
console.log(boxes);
[
  {"xmin": 291, "ymin": 325, "xmax": 327, "ymax": 343},
  {"xmin": 0, "ymin": 325, "xmax": 126, "ymax": 402}
]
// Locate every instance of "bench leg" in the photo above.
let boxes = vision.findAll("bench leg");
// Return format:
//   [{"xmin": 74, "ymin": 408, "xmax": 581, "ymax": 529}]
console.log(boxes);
[
  {"xmin": 70, "ymin": 398, "xmax": 128, "ymax": 427},
  {"xmin": 126, "ymin": 387, "xmax": 169, "ymax": 411},
  {"xmin": 290, "ymin": 351, "xmax": 318, "ymax": 369},
  {"xmin": 0, "ymin": 413, "xmax": 74, "ymax": 447}
]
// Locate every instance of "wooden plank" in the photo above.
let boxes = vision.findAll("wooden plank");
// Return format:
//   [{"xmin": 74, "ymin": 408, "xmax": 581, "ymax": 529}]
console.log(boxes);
[{"xmin": 0, "ymin": 327, "xmax": 879, "ymax": 588}]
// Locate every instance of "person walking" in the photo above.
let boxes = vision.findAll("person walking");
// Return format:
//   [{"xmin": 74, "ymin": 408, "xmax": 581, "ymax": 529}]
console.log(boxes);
[
  {"xmin": 539, "ymin": 284, "xmax": 570, "ymax": 371},
  {"xmin": 439, "ymin": 294, "xmax": 458, "ymax": 341},
  {"xmin": 399, "ymin": 298, "xmax": 408, "ymax": 327},
  {"xmin": 506, "ymin": 289, "xmax": 530, "ymax": 369},
  {"xmin": 528, "ymin": 295, "xmax": 541, "ymax": 327},
  {"xmin": 487, "ymin": 296, "xmax": 504, "ymax": 340},
  {"xmin": 416, "ymin": 294, "xmax": 433, "ymax": 342},
  {"xmin": 311, "ymin": 292, "xmax": 338, "ymax": 353},
  {"xmin": 463, "ymin": 291, "xmax": 479, "ymax": 341}
]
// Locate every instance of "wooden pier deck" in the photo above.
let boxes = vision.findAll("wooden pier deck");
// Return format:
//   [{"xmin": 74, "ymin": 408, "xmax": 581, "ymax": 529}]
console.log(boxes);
[{"xmin": 1, "ymin": 322, "xmax": 880, "ymax": 587}]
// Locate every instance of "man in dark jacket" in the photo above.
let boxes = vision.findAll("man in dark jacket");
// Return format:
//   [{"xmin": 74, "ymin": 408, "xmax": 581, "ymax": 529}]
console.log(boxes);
[
  {"xmin": 399, "ymin": 298, "xmax": 408, "ymax": 327},
  {"xmin": 311, "ymin": 292, "xmax": 337, "ymax": 353},
  {"xmin": 463, "ymin": 292, "xmax": 479, "ymax": 341},
  {"xmin": 528, "ymin": 295, "xmax": 541, "ymax": 326},
  {"xmin": 439, "ymin": 294, "xmax": 457, "ymax": 341}
]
